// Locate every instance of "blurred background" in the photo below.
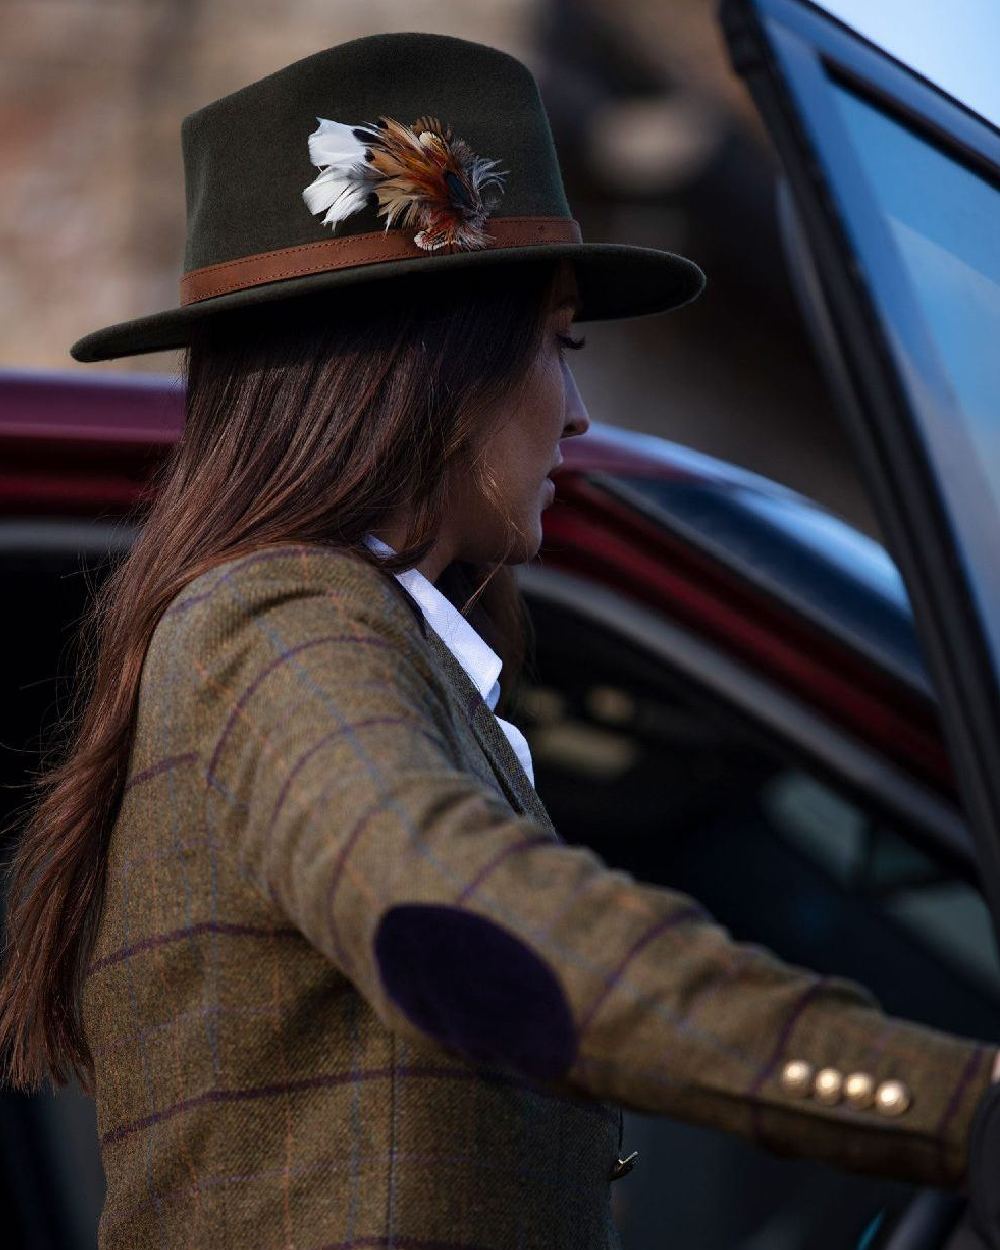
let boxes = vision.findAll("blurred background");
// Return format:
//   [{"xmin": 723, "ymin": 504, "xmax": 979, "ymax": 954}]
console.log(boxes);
[
  {"xmin": 4, "ymin": 1, "xmax": 933, "ymax": 1246},
  {"xmin": 0, "ymin": 0, "xmax": 879, "ymax": 533}
]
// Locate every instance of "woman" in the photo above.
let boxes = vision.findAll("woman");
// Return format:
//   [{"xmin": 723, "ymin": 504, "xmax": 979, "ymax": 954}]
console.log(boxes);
[{"xmin": 1, "ymin": 30, "xmax": 998, "ymax": 1250}]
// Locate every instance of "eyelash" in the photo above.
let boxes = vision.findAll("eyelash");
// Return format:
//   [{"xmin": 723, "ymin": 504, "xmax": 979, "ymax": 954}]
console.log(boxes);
[{"xmin": 556, "ymin": 331, "xmax": 586, "ymax": 354}]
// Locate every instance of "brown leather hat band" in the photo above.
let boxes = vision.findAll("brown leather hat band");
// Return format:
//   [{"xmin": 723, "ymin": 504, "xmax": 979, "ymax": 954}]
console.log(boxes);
[{"xmin": 179, "ymin": 216, "xmax": 583, "ymax": 305}]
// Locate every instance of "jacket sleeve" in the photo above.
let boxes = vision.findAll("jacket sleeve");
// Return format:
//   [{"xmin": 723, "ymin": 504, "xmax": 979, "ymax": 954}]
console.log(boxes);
[{"xmin": 181, "ymin": 548, "xmax": 996, "ymax": 1192}]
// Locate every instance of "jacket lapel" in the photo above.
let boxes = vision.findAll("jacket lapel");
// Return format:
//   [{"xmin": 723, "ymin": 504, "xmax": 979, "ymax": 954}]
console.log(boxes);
[
  {"xmin": 382, "ymin": 569, "xmax": 558, "ymax": 836},
  {"xmin": 420, "ymin": 626, "xmax": 559, "ymax": 837}
]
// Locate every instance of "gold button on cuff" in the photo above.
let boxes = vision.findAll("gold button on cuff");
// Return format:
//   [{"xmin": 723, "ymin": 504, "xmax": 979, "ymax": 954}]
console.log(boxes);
[
  {"xmin": 874, "ymin": 1079, "xmax": 911, "ymax": 1117},
  {"xmin": 844, "ymin": 1072, "xmax": 876, "ymax": 1109},
  {"xmin": 779, "ymin": 1060, "xmax": 815, "ymax": 1097},
  {"xmin": 814, "ymin": 1067, "xmax": 844, "ymax": 1105}
]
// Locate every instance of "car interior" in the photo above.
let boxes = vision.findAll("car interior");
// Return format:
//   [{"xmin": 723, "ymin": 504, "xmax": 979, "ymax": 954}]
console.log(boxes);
[{"xmin": 520, "ymin": 578, "xmax": 1000, "ymax": 1250}]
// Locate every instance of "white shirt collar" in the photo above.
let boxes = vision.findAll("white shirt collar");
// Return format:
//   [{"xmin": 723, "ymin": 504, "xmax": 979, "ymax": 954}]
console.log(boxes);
[{"xmin": 363, "ymin": 533, "xmax": 502, "ymax": 711}]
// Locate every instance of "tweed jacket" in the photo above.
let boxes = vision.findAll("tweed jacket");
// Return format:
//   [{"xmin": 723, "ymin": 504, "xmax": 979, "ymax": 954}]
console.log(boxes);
[{"xmin": 82, "ymin": 542, "xmax": 995, "ymax": 1250}]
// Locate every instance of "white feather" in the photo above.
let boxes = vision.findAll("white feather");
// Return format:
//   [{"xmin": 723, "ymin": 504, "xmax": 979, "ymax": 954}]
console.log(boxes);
[
  {"xmin": 302, "ymin": 117, "xmax": 379, "ymax": 230},
  {"xmin": 302, "ymin": 168, "xmax": 368, "ymax": 224},
  {"xmin": 307, "ymin": 118, "xmax": 373, "ymax": 167}
]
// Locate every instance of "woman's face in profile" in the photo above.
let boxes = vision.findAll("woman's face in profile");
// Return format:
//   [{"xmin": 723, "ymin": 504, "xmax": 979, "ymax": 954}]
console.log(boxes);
[{"xmin": 454, "ymin": 259, "xmax": 591, "ymax": 566}]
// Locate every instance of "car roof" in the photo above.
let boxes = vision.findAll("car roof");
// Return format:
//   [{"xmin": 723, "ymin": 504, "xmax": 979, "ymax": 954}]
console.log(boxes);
[{"xmin": 567, "ymin": 421, "xmax": 928, "ymax": 698}]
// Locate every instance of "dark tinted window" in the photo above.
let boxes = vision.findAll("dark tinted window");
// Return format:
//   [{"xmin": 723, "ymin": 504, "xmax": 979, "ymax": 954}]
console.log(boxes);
[{"xmin": 830, "ymin": 81, "xmax": 1000, "ymax": 671}]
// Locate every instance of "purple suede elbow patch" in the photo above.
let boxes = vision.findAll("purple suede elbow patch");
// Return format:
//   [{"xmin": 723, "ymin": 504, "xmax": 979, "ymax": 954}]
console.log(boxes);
[{"xmin": 373, "ymin": 903, "xmax": 578, "ymax": 1081}]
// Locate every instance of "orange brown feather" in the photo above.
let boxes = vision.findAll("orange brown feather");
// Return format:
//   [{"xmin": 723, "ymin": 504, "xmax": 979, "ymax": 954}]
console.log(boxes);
[{"xmin": 365, "ymin": 114, "xmax": 506, "ymax": 251}]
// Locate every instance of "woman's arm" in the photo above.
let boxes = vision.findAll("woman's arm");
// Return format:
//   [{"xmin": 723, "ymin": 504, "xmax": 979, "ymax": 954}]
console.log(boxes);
[{"xmin": 170, "ymin": 545, "xmax": 997, "ymax": 1191}]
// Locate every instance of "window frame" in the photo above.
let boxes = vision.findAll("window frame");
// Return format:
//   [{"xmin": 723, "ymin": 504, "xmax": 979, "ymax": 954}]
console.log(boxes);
[
  {"xmin": 720, "ymin": 0, "xmax": 1000, "ymax": 957},
  {"xmin": 517, "ymin": 562, "xmax": 975, "ymax": 881}
]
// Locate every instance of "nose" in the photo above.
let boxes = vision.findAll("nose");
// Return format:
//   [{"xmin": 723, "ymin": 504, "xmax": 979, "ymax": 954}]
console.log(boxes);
[{"xmin": 562, "ymin": 362, "xmax": 591, "ymax": 438}]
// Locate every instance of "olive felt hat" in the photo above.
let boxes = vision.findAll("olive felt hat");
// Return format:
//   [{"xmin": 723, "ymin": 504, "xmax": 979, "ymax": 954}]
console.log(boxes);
[{"xmin": 69, "ymin": 31, "xmax": 706, "ymax": 363}]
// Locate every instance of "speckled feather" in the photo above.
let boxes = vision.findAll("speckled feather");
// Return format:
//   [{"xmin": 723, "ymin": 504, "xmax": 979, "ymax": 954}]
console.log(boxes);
[
  {"xmin": 303, "ymin": 113, "xmax": 507, "ymax": 250},
  {"xmin": 366, "ymin": 114, "xmax": 506, "ymax": 250}
]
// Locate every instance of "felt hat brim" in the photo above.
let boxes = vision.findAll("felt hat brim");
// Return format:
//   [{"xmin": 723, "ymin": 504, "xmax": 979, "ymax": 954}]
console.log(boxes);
[{"xmin": 69, "ymin": 240, "xmax": 705, "ymax": 363}]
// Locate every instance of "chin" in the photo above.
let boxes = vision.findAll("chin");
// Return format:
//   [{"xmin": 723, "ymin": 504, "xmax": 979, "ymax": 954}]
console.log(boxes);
[
  {"xmin": 502, "ymin": 517, "xmax": 543, "ymax": 566},
  {"xmin": 462, "ymin": 509, "xmax": 543, "ymax": 566}
]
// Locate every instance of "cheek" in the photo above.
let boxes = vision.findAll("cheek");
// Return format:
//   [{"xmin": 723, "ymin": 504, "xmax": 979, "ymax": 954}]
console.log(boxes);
[
  {"xmin": 546, "ymin": 350, "xmax": 566, "ymax": 408},
  {"xmin": 527, "ymin": 352, "xmax": 566, "ymax": 448},
  {"xmin": 476, "ymin": 351, "xmax": 565, "ymax": 511},
  {"xmin": 522, "ymin": 367, "xmax": 563, "ymax": 479}
]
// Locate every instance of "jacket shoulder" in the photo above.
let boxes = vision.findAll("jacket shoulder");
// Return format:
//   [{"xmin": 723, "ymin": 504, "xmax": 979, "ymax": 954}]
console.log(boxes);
[
  {"xmin": 156, "ymin": 542, "xmax": 419, "ymax": 649},
  {"xmin": 140, "ymin": 542, "xmax": 445, "ymax": 731}
]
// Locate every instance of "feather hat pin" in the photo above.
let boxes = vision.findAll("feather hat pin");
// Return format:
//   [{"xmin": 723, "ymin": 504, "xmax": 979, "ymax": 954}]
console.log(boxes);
[{"xmin": 302, "ymin": 114, "xmax": 508, "ymax": 251}]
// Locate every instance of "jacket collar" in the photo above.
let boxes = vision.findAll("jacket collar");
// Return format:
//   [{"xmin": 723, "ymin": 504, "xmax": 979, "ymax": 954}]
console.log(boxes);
[
  {"xmin": 421, "ymin": 626, "xmax": 557, "ymax": 835},
  {"xmin": 363, "ymin": 533, "xmax": 502, "ymax": 709},
  {"xmin": 363, "ymin": 535, "xmax": 557, "ymax": 835}
]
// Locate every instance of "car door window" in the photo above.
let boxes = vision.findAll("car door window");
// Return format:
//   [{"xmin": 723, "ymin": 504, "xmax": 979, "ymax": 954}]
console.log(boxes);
[
  {"xmin": 721, "ymin": 0, "xmax": 1000, "ymax": 962},
  {"xmin": 828, "ymin": 80, "xmax": 1000, "ymax": 667},
  {"xmin": 763, "ymin": 769, "xmax": 1000, "ymax": 1001}
]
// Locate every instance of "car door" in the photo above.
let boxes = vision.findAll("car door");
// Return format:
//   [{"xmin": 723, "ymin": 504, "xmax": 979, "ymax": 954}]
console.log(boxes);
[
  {"xmin": 718, "ymin": 0, "xmax": 1000, "ymax": 1001},
  {"xmin": 521, "ymin": 487, "xmax": 1000, "ymax": 1249}
]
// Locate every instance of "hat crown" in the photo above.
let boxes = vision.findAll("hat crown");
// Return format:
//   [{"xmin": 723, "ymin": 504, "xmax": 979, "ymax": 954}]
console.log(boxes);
[
  {"xmin": 180, "ymin": 31, "xmax": 572, "ymax": 274},
  {"xmin": 69, "ymin": 30, "xmax": 705, "ymax": 364}
]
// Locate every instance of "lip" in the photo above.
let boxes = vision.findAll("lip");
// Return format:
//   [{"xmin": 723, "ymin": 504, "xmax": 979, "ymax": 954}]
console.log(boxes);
[{"xmin": 542, "ymin": 476, "xmax": 556, "ymax": 507}]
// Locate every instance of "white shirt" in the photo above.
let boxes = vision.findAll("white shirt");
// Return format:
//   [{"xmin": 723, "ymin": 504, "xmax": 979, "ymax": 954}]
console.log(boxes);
[{"xmin": 363, "ymin": 533, "xmax": 535, "ymax": 788}]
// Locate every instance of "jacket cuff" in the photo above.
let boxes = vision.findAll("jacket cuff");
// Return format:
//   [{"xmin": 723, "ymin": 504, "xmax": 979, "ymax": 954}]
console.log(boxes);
[
  {"xmin": 964, "ymin": 1070, "xmax": 1000, "ymax": 1238},
  {"xmin": 752, "ymin": 988, "xmax": 995, "ymax": 1188}
]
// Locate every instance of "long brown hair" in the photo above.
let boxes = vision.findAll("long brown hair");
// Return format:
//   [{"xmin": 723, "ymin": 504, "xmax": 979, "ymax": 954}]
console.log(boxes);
[{"xmin": 0, "ymin": 258, "xmax": 562, "ymax": 1092}]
